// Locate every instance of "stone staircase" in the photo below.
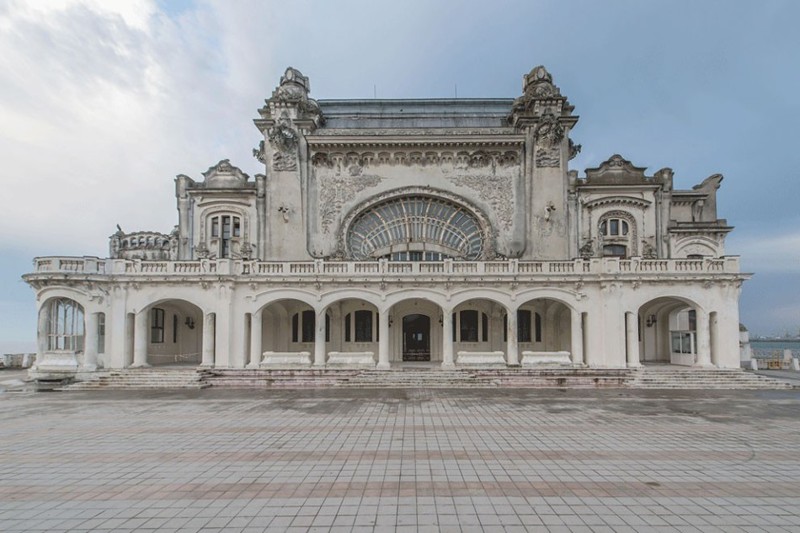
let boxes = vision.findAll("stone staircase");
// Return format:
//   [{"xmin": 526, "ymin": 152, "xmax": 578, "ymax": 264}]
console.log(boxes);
[
  {"xmin": 629, "ymin": 367, "xmax": 795, "ymax": 389},
  {"xmin": 200, "ymin": 368, "xmax": 359, "ymax": 388},
  {"xmin": 338, "ymin": 369, "xmax": 483, "ymax": 388},
  {"xmin": 54, "ymin": 366, "xmax": 796, "ymax": 391},
  {"xmin": 62, "ymin": 367, "xmax": 209, "ymax": 390}
]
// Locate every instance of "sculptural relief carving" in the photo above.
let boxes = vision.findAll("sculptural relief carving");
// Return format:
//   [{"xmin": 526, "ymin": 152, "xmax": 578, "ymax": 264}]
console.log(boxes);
[
  {"xmin": 268, "ymin": 119, "xmax": 298, "ymax": 171},
  {"xmin": 447, "ymin": 174, "xmax": 514, "ymax": 231},
  {"xmin": 311, "ymin": 149, "xmax": 520, "ymax": 169},
  {"xmin": 252, "ymin": 140, "xmax": 266, "ymax": 164},
  {"xmin": 312, "ymin": 128, "xmax": 515, "ymax": 136},
  {"xmin": 568, "ymin": 138, "xmax": 582, "ymax": 161},
  {"xmin": 534, "ymin": 113, "xmax": 564, "ymax": 168},
  {"xmin": 318, "ymin": 175, "xmax": 384, "ymax": 232}
]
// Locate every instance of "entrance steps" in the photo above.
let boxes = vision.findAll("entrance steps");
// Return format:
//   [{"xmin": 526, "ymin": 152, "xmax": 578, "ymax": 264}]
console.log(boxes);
[
  {"xmin": 61, "ymin": 367, "xmax": 208, "ymax": 390},
  {"xmin": 629, "ymin": 367, "xmax": 795, "ymax": 389},
  {"xmin": 339, "ymin": 369, "xmax": 483, "ymax": 388},
  {"xmin": 200, "ymin": 368, "xmax": 360, "ymax": 388},
  {"xmin": 54, "ymin": 366, "xmax": 796, "ymax": 391}
]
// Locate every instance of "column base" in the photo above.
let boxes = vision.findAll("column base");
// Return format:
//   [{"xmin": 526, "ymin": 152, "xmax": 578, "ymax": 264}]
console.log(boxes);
[
  {"xmin": 130, "ymin": 362, "xmax": 151, "ymax": 368},
  {"xmin": 692, "ymin": 362, "xmax": 715, "ymax": 368},
  {"xmin": 440, "ymin": 361, "xmax": 455, "ymax": 369},
  {"xmin": 246, "ymin": 362, "xmax": 260, "ymax": 369},
  {"xmin": 626, "ymin": 362, "xmax": 642, "ymax": 368},
  {"xmin": 376, "ymin": 361, "xmax": 391, "ymax": 370}
]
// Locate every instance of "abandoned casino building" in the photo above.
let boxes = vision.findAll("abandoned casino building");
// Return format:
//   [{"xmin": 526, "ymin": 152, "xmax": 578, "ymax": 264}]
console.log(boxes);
[{"xmin": 24, "ymin": 66, "xmax": 748, "ymax": 383}]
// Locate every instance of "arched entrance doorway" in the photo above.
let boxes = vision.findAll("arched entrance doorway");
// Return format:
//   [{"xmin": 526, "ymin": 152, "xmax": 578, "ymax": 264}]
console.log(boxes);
[
  {"xmin": 142, "ymin": 300, "xmax": 203, "ymax": 366},
  {"xmin": 402, "ymin": 314, "xmax": 431, "ymax": 361}
]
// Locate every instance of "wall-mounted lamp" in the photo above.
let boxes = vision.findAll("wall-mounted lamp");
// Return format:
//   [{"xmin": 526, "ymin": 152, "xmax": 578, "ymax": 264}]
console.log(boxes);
[
  {"xmin": 645, "ymin": 314, "xmax": 657, "ymax": 328},
  {"xmin": 185, "ymin": 316, "xmax": 196, "ymax": 329},
  {"xmin": 388, "ymin": 315, "xmax": 393, "ymax": 328},
  {"xmin": 438, "ymin": 313, "xmax": 444, "ymax": 326}
]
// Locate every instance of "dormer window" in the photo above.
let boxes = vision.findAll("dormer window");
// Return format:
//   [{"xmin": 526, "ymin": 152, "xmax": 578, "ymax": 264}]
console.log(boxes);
[{"xmin": 209, "ymin": 215, "xmax": 241, "ymax": 258}]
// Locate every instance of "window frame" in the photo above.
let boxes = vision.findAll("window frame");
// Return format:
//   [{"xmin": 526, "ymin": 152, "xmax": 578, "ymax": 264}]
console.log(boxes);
[{"xmin": 150, "ymin": 307, "xmax": 165, "ymax": 344}]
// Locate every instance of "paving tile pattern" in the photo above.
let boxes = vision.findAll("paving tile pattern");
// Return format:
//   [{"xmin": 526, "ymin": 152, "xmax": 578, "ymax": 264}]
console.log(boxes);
[{"xmin": 1, "ymin": 388, "xmax": 799, "ymax": 532}]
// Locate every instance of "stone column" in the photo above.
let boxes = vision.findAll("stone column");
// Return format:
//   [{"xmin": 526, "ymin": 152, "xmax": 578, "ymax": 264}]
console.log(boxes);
[
  {"xmin": 441, "ymin": 309, "xmax": 454, "ymax": 368},
  {"xmin": 570, "ymin": 309, "xmax": 583, "ymax": 365},
  {"xmin": 248, "ymin": 310, "xmax": 262, "ymax": 368},
  {"xmin": 132, "ymin": 310, "xmax": 150, "ymax": 367},
  {"xmin": 506, "ymin": 307, "xmax": 519, "ymax": 366},
  {"xmin": 625, "ymin": 312, "xmax": 641, "ymax": 368},
  {"xmin": 36, "ymin": 306, "xmax": 48, "ymax": 363},
  {"xmin": 314, "ymin": 309, "xmax": 327, "ymax": 367},
  {"xmin": 83, "ymin": 312, "xmax": 99, "ymax": 370},
  {"xmin": 377, "ymin": 309, "xmax": 390, "ymax": 369},
  {"xmin": 201, "ymin": 312, "xmax": 215, "ymax": 367},
  {"xmin": 694, "ymin": 309, "xmax": 712, "ymax": 367}
]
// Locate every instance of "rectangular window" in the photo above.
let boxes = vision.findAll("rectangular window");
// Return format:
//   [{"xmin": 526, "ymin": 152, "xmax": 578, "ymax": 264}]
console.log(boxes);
[
  {"xmin": 173, "ymin": 314, "xmax": 178, "ymax": 343},
  {"xmin": 211, "ymin": 217, "xmax": 219, "ymax": 237},
  {"xmin": 452, "ymin": 313, "xmax": 457, "ymax": 342},
  {"xmin": 222, "ymin": 216, "xmax": 232, "ymax": 238},
  {"xmin": 301, "ymin": 310, "xmax": 315, "ymax": 343},
  {"xmin": 535, "ymin": 312, "xmax": 542, "ymax": 343},
  {"xmin": 518, "ymin": 310, "xmax": 532, "ymax": 343},
  {"xmin": 610, "ymin": 219, "xmax": 619, "ymax": 236},
  {"xmin": 292, "ymin": 313, "xmax": 299, "ymax": 343},
  {"xmin": 325, "ymin": 313, "xmax": 330, "ymax": 342},
  {"xmin": 355, "ymin": 310, "xmax": 373, "ymax": 342},
  {"xmin": 98, "ymin": 313, "xmax": 106, "ymax": 354},
  {"xmin": 503, "ymin": 313, "xmax": 507, "ymax": 343},
  {"xmin": 345, "ymin": 313, "xmax": 351, "ymax": 342},
  {"xmin": 460, "ymin": 310, "xmax": 478, "ymax": 342},
  {"xmin": 481, "ymin": 312, "xmax": 488, "ymax": 342},
  {"xmin": 233, "ymin": 218, "xmax": 241, "ymax": 237},
  {"xmin": 150, "ymin": 308, "xmax": 165, "ymax": 344}
]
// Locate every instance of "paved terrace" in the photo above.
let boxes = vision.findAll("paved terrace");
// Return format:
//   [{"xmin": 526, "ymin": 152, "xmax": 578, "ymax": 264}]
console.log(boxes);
[{"xmin": 1, "ymin": 384, "xmax": 799, "ymax": 532}]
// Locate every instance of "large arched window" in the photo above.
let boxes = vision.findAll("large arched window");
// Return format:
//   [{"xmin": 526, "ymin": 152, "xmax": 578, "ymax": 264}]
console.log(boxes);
[
  {"xmin": 346, "ymin": 195, "xmax": 485, "ymax": 260},
  {"xmin": 45, "ymin": 298, "xmax": 85, "ymax": 351}
]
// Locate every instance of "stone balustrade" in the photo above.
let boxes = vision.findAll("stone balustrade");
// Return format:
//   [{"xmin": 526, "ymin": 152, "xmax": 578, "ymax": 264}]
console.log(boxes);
[{"xmin": 30, "ymin": 256, "xmax": 742, "ymax": 278}]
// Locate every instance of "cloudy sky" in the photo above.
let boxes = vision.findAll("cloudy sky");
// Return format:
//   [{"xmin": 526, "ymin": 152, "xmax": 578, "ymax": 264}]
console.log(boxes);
[{"xmin": 1, "ymin": 0, "xmax": 799, "ymax": 352}]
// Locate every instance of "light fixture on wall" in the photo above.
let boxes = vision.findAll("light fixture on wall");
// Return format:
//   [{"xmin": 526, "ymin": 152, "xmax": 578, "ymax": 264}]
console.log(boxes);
[
  {"xmin": 645, "ymin": 314, "xmax": 657, "ymax": 328},
  {"xmin": 438, "ymin": 313, "xmax": 444, "ymax": 326},
  {"xmin": 388, "ymin": 315, "xmax": 393, "ymax": 328},
  {"xmin": 185, "ymin": 316, "xmax": 195, "ymax": 329}
]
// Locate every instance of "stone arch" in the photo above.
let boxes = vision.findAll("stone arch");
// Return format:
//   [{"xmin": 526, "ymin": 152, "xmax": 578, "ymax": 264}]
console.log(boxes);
[
  {"xmin": 637, "ymin": 295, "xmax": 703, "ymax": 366},
  {"xmin": 139, "ymin": 299, "xmax": 204, "ymax": 366}
]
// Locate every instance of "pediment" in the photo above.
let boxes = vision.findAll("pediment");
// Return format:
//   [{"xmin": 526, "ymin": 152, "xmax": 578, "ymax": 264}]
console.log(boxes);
[
  {"xmin": 201, "ymin": 159, "xmax": 249, "ymax": 188},
  {"xmin": 585, "ymin": 154, "xmax": 648, "ymax": 184}
]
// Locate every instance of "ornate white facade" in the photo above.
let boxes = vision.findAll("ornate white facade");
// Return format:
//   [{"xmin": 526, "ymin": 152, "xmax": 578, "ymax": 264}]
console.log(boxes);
[{"xmin": 25, "ymin": 66, "xmax": 748, "ymax": 381}]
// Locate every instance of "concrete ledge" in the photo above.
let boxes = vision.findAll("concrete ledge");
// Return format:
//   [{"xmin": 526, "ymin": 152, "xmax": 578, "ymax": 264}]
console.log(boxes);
[
  {"xmin": 456, "ymin": 351, "xmax": 506, "ymax": 367},
  {"xmin": 326, "ymin": 351, "xmax": 376, "ymax": 368},
  {"xmin": 260, "ymin": 351, "xmax": 312, "ymax": 368},
  {"xmin": 521, "ymin": 351, "xmax": 572, "ymax": 366}
]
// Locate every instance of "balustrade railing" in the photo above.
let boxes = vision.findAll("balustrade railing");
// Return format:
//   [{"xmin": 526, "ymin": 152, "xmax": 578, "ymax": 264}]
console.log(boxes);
[{"xmin": 30, "ymin": 256, "xmax": 742, "ymax": 277}]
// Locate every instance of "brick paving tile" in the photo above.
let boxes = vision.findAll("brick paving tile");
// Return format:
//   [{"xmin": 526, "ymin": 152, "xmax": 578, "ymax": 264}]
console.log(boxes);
[{"xmin": 1, "ymin": 387, "xmax": 800, "ymax": 532}]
